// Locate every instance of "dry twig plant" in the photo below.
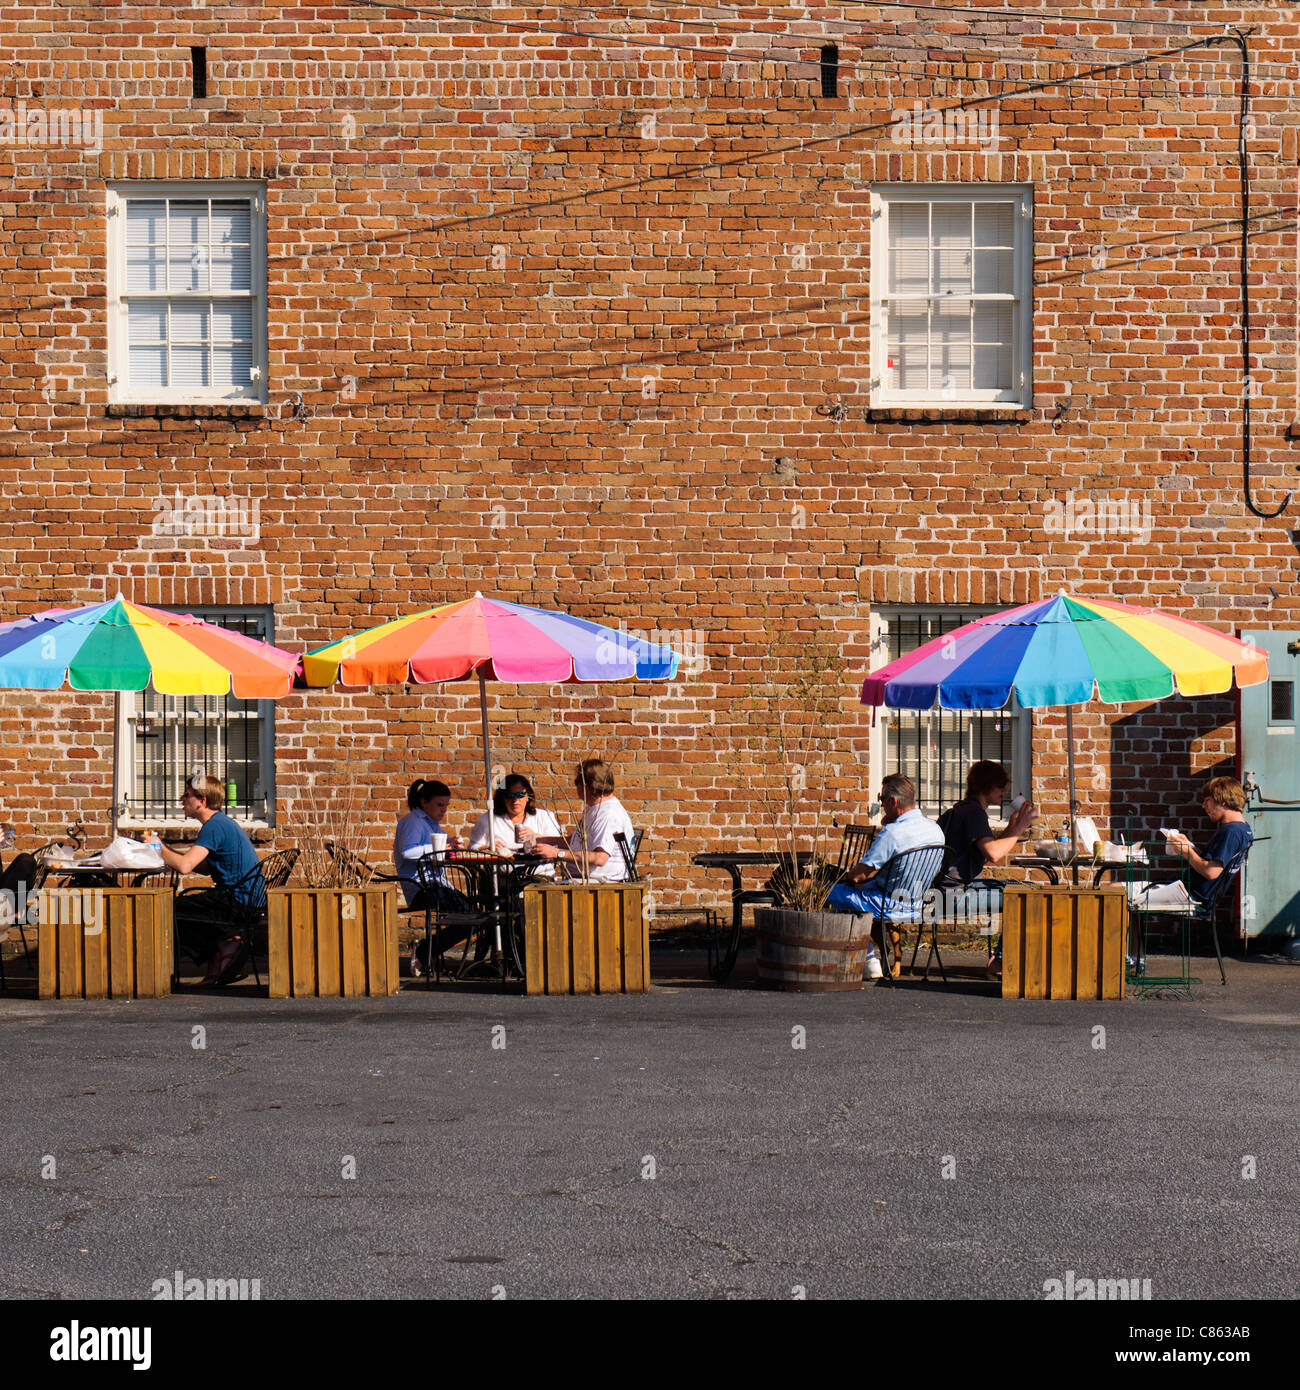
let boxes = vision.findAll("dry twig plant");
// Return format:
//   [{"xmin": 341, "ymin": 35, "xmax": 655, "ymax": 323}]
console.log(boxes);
[
  {"xmin": 285, "ymin": 768, "xmax": 374, "ymax": 888},
  {"xmin": 738, "ymin": 613, "xmax": 848, "ymax": 912}
]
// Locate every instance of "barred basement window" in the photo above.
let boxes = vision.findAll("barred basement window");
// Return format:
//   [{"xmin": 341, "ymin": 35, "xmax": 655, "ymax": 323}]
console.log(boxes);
[
  {"xmin": 107, "ymin": 182, "xmax": 267, "ymax": 404},
  {"xmin": 872, "ymin": 607, "xmax": 1031, "ymax": 818},
  {"xmin": 116, "ymin": 608, "xmax": 276, "ymax": 825},
  {"xmin": 871, "ymin": 184, "xmax": 1032, "ymax": 410}
]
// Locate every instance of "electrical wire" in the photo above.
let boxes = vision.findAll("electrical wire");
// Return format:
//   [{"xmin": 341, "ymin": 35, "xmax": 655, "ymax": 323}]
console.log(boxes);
[
  {"xmin": 306, "ymin": 7, "xmax": 1290, "ymax": 517},
  {"xmin": 625, "ymin": 0, "xmax": 1229, "ymax": 33},
  {"xmin": 1213, "ymin": 28, "xmax": 1287, "ymax": 519},
  {"xmin": 546, "ymin": 0, "xmax": 1292, "ymax": 70},
  {"xmin": 337, "ymin": 0, "xmax": 1274, "ymax": 78}
]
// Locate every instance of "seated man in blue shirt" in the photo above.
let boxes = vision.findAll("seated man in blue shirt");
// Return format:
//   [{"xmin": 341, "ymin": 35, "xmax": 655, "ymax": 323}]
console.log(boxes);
[
  {"xmin": 1127, "ymin": 776, "xmax": 1253, "ymax": 911},
  {"xmin": 827, "ymin": 773, "xmax": 945, "ymax": 980},
  {"xmin": 161, "ymin": 775, "xmax": 264, "ymax": 986}
]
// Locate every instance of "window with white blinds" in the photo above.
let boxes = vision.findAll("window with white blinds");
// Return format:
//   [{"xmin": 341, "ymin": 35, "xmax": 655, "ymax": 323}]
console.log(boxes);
[
  {"xmin": 871, "ymin": 185, "xmax": 1031, "ymax": 409},
  {"xmin": 872, "ymin": 608, "xmax": 1032, "ymax": 818},
  {"xmin": 108, "ymin": 184, "xmax": 266, "ymax": 403},
  {"xmin": 117, "ymin": 608, "xmax": 277, "ymax": 826}
]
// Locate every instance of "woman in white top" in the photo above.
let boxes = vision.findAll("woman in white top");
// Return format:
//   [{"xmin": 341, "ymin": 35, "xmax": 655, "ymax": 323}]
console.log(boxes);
[
  {"xmin": 468, "ymin": 773, "xmax": 563, "ymax": 877},
  {"xmin": 533, "ymin": 758, "xmax": 634, "ymax": 882}
]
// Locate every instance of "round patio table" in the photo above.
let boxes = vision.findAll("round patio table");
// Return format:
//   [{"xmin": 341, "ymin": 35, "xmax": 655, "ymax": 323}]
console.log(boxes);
[{"xmin": 43, "ymin": 861, "xmax": 174, "ymax": 889}]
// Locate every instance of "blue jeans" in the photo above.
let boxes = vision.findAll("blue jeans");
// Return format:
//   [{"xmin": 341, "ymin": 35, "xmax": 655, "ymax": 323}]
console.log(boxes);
[{"xmin": 827, "ymin": 881, "xmax": 923, "ymax": 924}]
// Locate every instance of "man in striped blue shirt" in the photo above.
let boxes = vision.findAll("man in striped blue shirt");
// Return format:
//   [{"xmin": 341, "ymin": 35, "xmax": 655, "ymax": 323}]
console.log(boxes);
[{"xmin": 828, "ymin": 774, "xmax": 945, "ymax": 978}]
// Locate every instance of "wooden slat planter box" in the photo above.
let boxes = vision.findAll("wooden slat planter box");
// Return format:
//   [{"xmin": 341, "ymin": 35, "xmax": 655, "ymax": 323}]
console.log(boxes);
[
  {"xmin": 522, "ymin": 884, "xmax": 649, "ymax": 995},
  {"xmin": 268, "ymin": 885, "xmax": 400, "ymax": 998},
  {"xmin": 38, "ymin": 886, "xmax": 174, "ymax": 999},
  {"xmin": 1002, "ymin": 884, "xmax": 1127, "ymax": 1000}
]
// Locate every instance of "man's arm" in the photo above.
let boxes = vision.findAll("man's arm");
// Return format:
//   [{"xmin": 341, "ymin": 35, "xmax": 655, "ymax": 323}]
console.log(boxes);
[
  {"xmin": 974, "ymin": 803, "xmax": 1036, "ymax": 867},
  {"xmin": 534, "ymin": 840, "xmax": 610, "ymax": 867},
  {"xmin": 160, "ymin": 842, "xmax": 209, "ymax": 876},
  {"xmin": 841, "ymin": 830, "xmax": 893, "ymax": 884},
  {"xmin": 1167, "ymin": 835, "xmax": 1220, "ymax": 880}
]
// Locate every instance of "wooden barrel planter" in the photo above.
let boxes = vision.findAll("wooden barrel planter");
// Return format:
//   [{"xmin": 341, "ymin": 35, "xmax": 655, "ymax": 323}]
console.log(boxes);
[{"xmin": 754, "ymin": 907, "xmax": 871, "ymax": 992}]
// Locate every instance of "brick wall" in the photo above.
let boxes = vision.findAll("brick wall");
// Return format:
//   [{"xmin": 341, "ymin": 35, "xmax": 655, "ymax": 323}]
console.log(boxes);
[{"xmin": 0, "ymin": 4, "xmax": 1296, "ymax": 906}]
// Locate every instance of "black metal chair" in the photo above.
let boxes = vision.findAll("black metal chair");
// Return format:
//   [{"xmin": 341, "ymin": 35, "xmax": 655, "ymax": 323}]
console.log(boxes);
[
  {"xmin": 1127, "ymin": 839, "xmax": 1252, "ymax": 987},
  {"xmin": 324, "ymin": 841, "xmax": 378, "ymax": 887},
  {"xmin": 0, "ymin": 848, "xmax": 51, "ymax": 988},
  {"xmin": 870, "ymin": 843, "xmax": 949, "ymax": 985},
  {"xmin": 613, "ymin": 829, "xmax": 642, "ymax": 882},
  {"xmin": 834, "ymin": 823, "xmax": 878, "ymax": 877},
  {"xmin": 409, "ymin": 853, "xmax": 498, "ymax": 983},
  {"xmin": 174, "ymin": 847, "xmax": 300, "ymax": 988}
]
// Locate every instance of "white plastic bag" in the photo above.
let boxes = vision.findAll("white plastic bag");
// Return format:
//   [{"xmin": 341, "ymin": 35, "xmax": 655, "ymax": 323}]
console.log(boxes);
[{"xmin": 101, "ymin": 837, "xmax": 165, "ymax": 871}]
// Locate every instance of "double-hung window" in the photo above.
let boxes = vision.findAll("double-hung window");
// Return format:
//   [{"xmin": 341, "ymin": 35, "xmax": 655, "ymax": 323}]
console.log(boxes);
[
  {"xmin": 107, "ymin": 182, "xmax": 267, "ymax": 403},
  {"xmin": 116, "ymin": 608, "xmax": 277, "ymax": 826},
  {"xmin": 871, "ymin": 607, "xmax": 1032, "ymax": 818},
  {"xmin": 871, "ymin": 184, "xmax": 1032, "ymax": 409}
]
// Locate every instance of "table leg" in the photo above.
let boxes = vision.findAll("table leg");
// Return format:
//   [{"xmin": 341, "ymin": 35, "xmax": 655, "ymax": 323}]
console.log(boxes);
[{"xmin": 709, "ymin": 869, "xmax": 746, "ymax": 983}]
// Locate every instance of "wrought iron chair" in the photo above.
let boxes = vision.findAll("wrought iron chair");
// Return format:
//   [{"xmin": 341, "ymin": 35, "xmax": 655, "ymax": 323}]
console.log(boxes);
[
  {"xmin": 1127, "ymin": 838, "xmax": 1252, "ymax": 989},
  {"xmin": 174, "ymin": 847, "xmax": 300, "ymax": 988},
  {"xmin": 613, "ymin": 829, "xmax": 643, "ymax": 882},
  {"xmin": 0, "ymin": 846, "xmax": 51, "ymax": 987},
  {"xmin": 834, "ymin": 823, "xmax": 878, "ymax": 877},
  {"xmin": 324, "ymin": 841, "xmax": 378, "ymax": 886},
  {"xmin": 409, "ymin": 853, "xmax": 499, "ymax": 983},
  {"xmin": 871, "ymin": 843, "xmax": 949, "ymax": 985}
]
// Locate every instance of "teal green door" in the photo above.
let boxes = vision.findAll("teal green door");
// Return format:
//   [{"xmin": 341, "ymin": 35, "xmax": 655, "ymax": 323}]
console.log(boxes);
[{"xmin": 1239, "ymin": 630, "xmax": 1300, "ymax": 939}]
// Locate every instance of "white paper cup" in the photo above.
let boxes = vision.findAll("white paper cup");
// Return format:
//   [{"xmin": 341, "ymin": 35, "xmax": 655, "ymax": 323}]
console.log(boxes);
[{"xmin": 429, "ymin": 832, "xmax": 448, "ymax": 854}]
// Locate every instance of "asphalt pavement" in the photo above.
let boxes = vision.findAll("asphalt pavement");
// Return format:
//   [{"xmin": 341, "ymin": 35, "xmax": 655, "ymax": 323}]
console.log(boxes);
[{"xmin": 2, "ymin": 949, "xmax": 1298, "ymax": 1301}]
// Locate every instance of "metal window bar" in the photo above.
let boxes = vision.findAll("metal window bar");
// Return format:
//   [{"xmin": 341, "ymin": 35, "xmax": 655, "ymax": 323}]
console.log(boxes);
[
  {"xmin": 884, "ymin": 610, "xmax": 1018, "ymax": 816},
  {"xmin": 130, "ymin": 608, "xmax": 272, "ymax": 822}
]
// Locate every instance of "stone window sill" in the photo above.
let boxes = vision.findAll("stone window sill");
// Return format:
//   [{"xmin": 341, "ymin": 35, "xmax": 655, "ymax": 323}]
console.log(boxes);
[
  {"xmin": 107, "ymin": 403, "xmax": 267, "ymax": 421},
  {"xmin": 867, "ymin": 407, "xmax": 1033, "ymax": 425},
  {"xmin": 118, "ymin": 819, "xmax": 275, "ymax": 845}
]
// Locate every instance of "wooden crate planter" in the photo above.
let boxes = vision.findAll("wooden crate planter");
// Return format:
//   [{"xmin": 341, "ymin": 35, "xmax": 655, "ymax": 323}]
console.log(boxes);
[
  {"xmin": 38, "ymin": 886, "xmax": 174, "ymax": 999},
  {"xmin": 522, "ymin": 884, "xmax": 649, "ymax": 995},
  {"xmin": 1002, "ymin": 884, "xmax": 1127, "ymax": 1000},
  {"xmin": 268, "ymin": 885, "xmax": 400, "ymax": 998}
]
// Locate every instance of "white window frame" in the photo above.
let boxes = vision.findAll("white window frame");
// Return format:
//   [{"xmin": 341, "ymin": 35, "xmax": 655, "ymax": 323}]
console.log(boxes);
[
  {"xmin": 868, "ymin": 606, "xmax": 1033, "ymax": 820},
  {"xmin": 871, "ymin": 183, "xmax": 1033, "ymax": 410},
  {"xmin": 106, "ymin": 181, "xmax": 267, "ymax": 404},
  {"xmin": 113, "ymin": 606, "xmax": 277, "ymax": 830}
]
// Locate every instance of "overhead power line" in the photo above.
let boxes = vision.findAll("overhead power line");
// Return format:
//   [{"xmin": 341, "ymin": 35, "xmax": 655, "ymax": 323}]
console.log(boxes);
[
  {"xmin": 629, "ymin": 0, "xmax": 1231, "ymax": 34},
  {"xmin": 339, "ymin": 0, "xmax": 1261, "ymax": 77}
]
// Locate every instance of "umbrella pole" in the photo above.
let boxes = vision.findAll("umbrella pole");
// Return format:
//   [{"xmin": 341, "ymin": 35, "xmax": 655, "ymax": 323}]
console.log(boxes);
[
  {"xmin": 1066, "ymin": 704, "xmax": 1079, "ymax": 885},
  {"xmin": 478, "ymin": 668, "xmax": 502, "ymax": 955},
  {"xmin": 112, "ymin": 689, "xmax": 121, "ymax": 839}
]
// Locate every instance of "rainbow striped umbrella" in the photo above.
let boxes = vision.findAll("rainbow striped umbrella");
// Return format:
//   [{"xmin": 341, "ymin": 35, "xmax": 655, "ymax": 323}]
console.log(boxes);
[
  {"xmin": 304, "ymin": 595, "xmax": 680, "ymax": 945},
  {"xmin": 861, "ymin": 595, "xmax": 1268, "ymax": 711},
  {"xmin": 860, "ymin": 595, "xmax": 1268, "ymax": 871},
  {"xmin": 0, "ymin": 596, "xmax": 299, "ymax": 832},
  {"xmin": 302, "ymin": 593, "xmax": 677, "ymax": 687}
]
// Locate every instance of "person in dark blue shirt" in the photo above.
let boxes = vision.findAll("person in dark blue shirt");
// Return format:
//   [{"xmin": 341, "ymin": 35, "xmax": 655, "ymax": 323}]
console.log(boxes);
[
  {"xmin": 1128, "ymin": 777, "xmax": 1252, "ymax": 911},
  {"xmin": 161, "ymin": 775, "xmax": 264, "ymax": 985}
]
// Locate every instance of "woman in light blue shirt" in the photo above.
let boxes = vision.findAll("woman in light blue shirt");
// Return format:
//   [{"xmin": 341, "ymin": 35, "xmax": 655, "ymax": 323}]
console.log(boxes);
[{"xmin": 393, "ymin": 778, "xmax": 463, "ymax": 907}]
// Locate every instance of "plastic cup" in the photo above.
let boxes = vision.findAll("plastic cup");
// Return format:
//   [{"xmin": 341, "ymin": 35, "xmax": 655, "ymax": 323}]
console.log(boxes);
[{"xmin": 429, "ymin": 832, "xmax": 448, "ymax": 855}]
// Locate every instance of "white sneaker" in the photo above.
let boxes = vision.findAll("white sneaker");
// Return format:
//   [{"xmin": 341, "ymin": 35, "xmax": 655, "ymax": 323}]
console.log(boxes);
[{"xmin": 864, "ymin": 954, "xmax": 884, "ymax": 981}]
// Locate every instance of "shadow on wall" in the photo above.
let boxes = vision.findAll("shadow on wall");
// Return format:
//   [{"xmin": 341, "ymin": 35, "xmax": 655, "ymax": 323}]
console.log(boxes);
[{"xmin": 1108, "ymin": 696, "xmax": 1235, "ymax": 834}]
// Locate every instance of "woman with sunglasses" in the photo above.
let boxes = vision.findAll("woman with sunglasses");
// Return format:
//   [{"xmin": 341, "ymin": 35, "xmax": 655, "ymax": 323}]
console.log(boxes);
[{"xmin": 468, "ymin": 773, "xmax": 563, "ymax": 876}]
